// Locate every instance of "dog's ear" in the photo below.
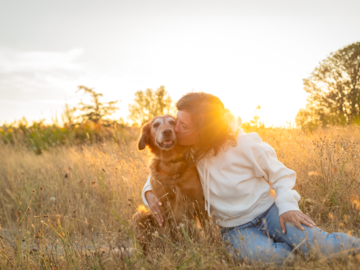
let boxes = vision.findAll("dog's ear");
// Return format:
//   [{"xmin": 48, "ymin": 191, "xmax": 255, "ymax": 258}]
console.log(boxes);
[{"xmin": 138, "ymin": 122, "xmax": 150, "ymax": 150}]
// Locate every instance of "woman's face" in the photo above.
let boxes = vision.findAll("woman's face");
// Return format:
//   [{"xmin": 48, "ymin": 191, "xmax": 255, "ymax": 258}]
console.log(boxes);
[{"xmin": 174, "ymin": 110, "xmax": 200, "ymax": 146}]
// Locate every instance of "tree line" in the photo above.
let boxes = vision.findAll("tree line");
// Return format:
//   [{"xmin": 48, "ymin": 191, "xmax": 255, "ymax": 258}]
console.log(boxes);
[
  {"xmin": 296, "ymin": 41, "xmax": 360, "ymax": 131},
  {"xmin": 62, "ymin": 85, "xmax": 174, "ymax": 127}
]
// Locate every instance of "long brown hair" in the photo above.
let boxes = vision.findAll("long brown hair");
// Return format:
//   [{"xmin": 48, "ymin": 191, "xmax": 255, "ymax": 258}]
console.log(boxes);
[{"xmin": 176, "ymin": 92, "xmax": 238, "ymax": 162}]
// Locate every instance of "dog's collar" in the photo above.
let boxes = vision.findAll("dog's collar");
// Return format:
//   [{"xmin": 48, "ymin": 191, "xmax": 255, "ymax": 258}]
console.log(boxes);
[
  {"xmin": 170, "ymin": 152, "xmax": 189, "ymax": 164},
  {"xmin": 170, "ymin": 150, "xmax": 195, "ymax": 165}
]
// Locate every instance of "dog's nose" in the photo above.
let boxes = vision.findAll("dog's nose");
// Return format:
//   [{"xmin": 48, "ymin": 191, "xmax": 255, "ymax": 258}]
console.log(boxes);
[{"xmin": 162, "ymin": 129, "xmax": 173, "ymax": 136}]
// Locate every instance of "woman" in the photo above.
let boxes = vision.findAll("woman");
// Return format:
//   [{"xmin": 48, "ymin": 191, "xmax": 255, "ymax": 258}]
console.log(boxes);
[{"xmin": 141, "ymin": 92, "xmax": 360, "ymax": 265}]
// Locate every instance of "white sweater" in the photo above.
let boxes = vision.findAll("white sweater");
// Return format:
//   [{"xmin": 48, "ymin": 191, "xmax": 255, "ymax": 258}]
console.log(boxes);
[{"xmin": 141, "ymin": 128, "xmax": 301, "ymax": 228}]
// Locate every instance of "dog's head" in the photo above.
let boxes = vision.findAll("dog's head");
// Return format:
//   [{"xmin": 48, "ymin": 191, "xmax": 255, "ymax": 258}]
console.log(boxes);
[{"xmin": 138, "ymin": 115, "xmax": 177, "ymax": 151}]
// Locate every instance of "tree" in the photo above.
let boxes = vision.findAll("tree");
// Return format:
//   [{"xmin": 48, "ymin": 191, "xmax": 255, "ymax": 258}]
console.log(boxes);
[
  {"xmin": 295, "ymin": 106, "xmax": 321, "ymax": 132},
  {"xmin": 296, "ymin": 41, "xmax": 360, "ymax": 130},
  {"xmin": 128, "ymin": 86, "xmax": 174, "ymax": 126},
  {"xmin": 241, "ymin": 105, "xmax": 265, "ymax": 131},
  {"xmin": 76, "ymin": 85, "xmax": 120, "ymax": 124}
]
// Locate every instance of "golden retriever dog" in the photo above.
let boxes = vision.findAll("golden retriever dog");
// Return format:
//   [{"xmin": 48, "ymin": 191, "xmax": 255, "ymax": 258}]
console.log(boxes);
[{"xmin": 131, "ymin": 115, "xmax": 207, "ymax": 253}]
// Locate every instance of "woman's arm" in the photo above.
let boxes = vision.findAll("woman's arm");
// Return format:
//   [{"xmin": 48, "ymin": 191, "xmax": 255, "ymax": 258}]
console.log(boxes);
[
  {"xmin": 255, "ymin": 142, "xmax": 315, "ymax": 233},
  {"xmin": 255, "ymin": 146, "xmax": 300, "ymax": 216},
  {"xmin": 141, "ymin": 175, "xmax": 152, "ymax": 206},
  {"xmin": 141, "ymin": 175, "xmax": 164, "ymax": 226}
]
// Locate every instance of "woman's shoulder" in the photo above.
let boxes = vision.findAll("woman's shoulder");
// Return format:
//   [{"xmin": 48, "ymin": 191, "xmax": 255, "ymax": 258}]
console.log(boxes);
[
  {"xmin": 234, "ymin": 128, "xmax": 275, "ymax": 155},
  {"xmin": 222, "ymin": 128, "xmax": 275, "ymax": 157},
  {"xmin": 236, "ymin": 127, "xmax": 263, "ymax": 145},
  {"xmin": 202, "ymin": 128, "xmax": 267, "ymax": 164},
  {"xmin": 202, "ymin": 128, "xmax": 266, "ymax": 162}
]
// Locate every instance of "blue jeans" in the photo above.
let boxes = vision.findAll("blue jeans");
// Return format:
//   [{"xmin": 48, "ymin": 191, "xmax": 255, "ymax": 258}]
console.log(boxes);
[{"xmin": 221, "ymin": 202, "xmax": 360, "ymax": 266}]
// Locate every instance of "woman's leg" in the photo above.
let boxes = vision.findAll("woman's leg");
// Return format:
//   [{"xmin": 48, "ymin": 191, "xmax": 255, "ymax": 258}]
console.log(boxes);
[
  {"xmin": 263, "ymin": 203, "xmax": 360, "ymax": 259},
  {"xmin": 221, "ymin": 223, "xmax": 293, "ymax": 266}
]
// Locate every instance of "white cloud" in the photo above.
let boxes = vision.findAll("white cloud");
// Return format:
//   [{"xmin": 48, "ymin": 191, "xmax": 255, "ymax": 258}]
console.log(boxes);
[
  {"xmin": 0, "ymin": 48, "xmax": 90, "ymax": 123},
  {"xmin": 0, "ymin": 47, "xmax": 149, "ymax": 124},
  {"xmin": 0, "ymin": 48, "xmax": 86, "ymax": 100},
  {"xmin": 0, "ymin": 48, "xmax": 85, "ymax": 74}
]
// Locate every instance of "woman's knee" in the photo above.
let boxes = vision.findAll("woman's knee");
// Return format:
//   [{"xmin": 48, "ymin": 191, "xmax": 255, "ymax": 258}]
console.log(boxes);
[
  {"xmin": 291, "ymin": 228, "xmax": 360, "ymax": 258},
  {"xmin": 317, "ymin": 232, "xmax": 360, "ymax": 255}
]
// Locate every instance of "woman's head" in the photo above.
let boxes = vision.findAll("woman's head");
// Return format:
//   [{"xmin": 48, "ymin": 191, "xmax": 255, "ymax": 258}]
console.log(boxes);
[{"xmin": 174, "ymin": 92, "xmax": 238, "ymax": 160}]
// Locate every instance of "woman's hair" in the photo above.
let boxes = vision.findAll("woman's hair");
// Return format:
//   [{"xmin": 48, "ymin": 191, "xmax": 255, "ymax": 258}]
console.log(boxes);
[{"xmin": 176, "ymin": 92, "xmax": 238, "ymax": 162}]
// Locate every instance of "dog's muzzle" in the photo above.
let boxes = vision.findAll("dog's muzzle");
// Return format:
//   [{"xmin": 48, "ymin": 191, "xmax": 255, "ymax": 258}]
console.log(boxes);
[{"xmin": 157, "ymin": 129, "xmax": 176, "ymax": 149}]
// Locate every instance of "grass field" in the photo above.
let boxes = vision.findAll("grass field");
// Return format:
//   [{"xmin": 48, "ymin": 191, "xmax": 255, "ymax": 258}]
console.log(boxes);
[{"xmin": 1, "ymin": 125, "xmax": 360, "ymax": 269}]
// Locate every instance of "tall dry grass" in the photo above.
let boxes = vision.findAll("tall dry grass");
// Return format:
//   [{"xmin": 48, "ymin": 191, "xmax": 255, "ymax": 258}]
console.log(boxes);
[{"xmin": 0, "ymin": 126, "xmax": 360, "ymax": 269}]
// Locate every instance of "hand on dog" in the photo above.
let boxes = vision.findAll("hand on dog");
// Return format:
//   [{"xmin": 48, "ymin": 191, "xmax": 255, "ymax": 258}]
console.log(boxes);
[{"xmin": 145, "ymin": 191, "xmax": 164, "ymax": 226}]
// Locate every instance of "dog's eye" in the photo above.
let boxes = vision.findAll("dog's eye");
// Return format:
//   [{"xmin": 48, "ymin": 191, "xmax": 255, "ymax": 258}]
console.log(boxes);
[
  {"xmin": 153, "ymin": 122, "xmax": 160, "ymax": 128},
  {"xmin": 169, "ymin": 120, "xmax": 175, "ymax": 126}
]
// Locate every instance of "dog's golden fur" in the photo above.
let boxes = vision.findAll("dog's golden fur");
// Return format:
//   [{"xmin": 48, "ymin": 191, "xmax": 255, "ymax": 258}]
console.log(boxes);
[{"xmin": 131, "ymin": 115, "xmax": 207, "ymax": 252}]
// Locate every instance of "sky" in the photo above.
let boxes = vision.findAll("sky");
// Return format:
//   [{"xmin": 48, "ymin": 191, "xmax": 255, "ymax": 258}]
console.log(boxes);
[{"xmin": 1, "ymin": 0, "xmax": 360, "ymax": 127}]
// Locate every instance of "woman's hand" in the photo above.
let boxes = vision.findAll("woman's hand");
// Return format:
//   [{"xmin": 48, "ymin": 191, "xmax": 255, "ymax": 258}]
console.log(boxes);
[
  {"xmin": 279, "ymin": 210, "xmax": 316, "ymax": 234},
  {"xmin": 145, "ymin": 191, "xmax": 164, "ymax": 227}
]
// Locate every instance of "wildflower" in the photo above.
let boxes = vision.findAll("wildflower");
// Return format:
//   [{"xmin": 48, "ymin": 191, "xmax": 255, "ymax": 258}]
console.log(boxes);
[
  {"xmin": 50, "ymin": 197, "xmax": 55, "ymax": 202},
  {"xmin": 351, "ymin": 199, "xmax": 360, "ymax": 211},
  {"xmin": 343, "ymin": 215, "xmax": 349, "ymax": 224},
  {"xmin": 32, "ymin": 189, "xmax": 35, "ymax": 193},
  {"xmin": 308, "ymin": 171, "xmax": 322, "ymax": 177},
  {"xmin": 328, "ymin": 213, "xmax": 334, "ymax": 219}
]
